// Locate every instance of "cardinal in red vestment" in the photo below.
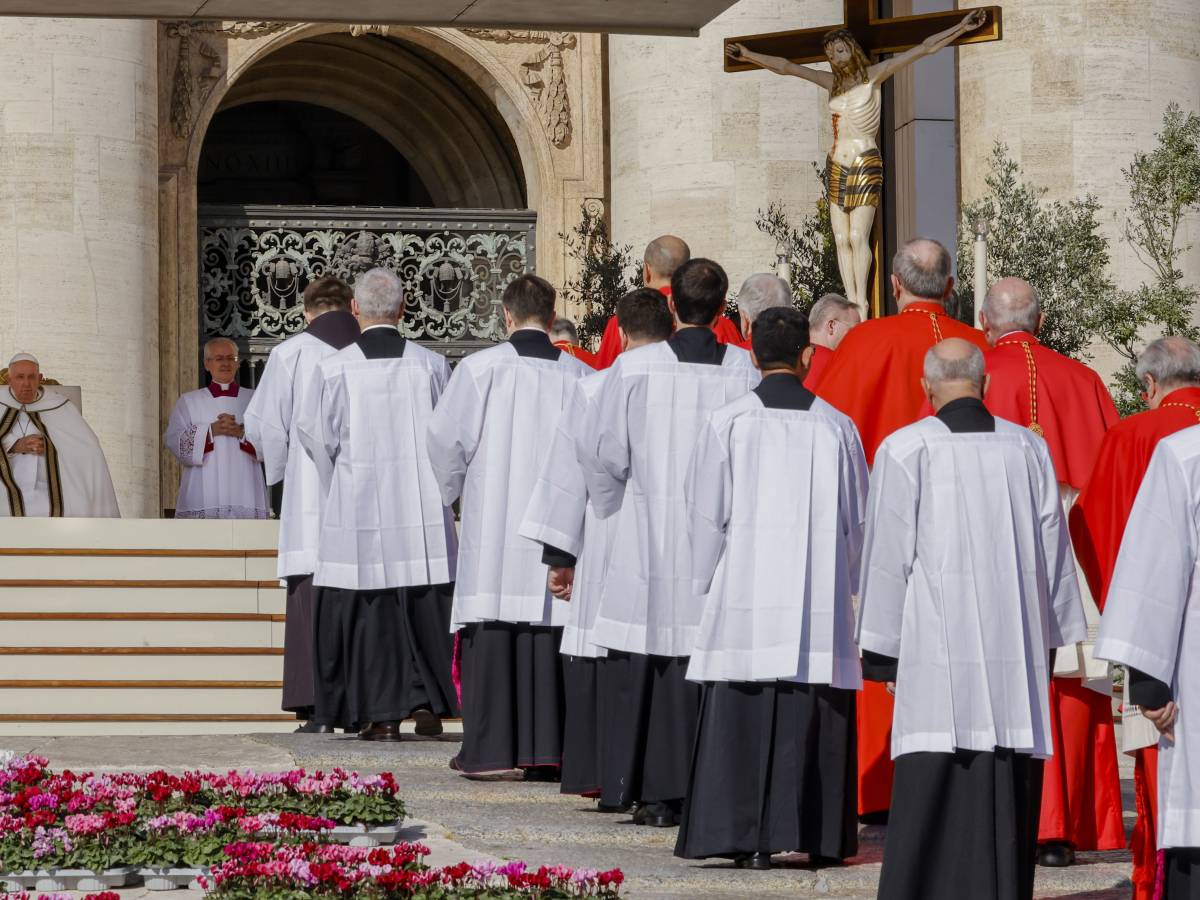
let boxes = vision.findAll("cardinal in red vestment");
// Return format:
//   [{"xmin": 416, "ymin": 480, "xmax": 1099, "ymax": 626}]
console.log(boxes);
[
  {"xmin": 978, "ymin": 278, "xmax": 1124, "ymax": 868},
  {"xmin": 803, "ymin": 293, "xmax": 861, "ymax": 393},
  {"xmin": 814, "ymin": 239, "xmax": 988, "ymax": 817},
  {"xmin": 594, "ymin": 235, "xmax": 744, "ymax": 368},
  {"xmin": 549, "ymin": 319, "xmax": 599, "ymax": 369},
  {"xmin": 1069, "ymin": 334, "xmax": 1200, "ymax": 899}
]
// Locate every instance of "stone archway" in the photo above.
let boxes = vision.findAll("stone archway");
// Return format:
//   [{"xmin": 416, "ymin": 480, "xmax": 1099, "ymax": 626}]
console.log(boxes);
[{"xmin": 157, "ymin": 22, "xmax": 607, "ymax": 508}]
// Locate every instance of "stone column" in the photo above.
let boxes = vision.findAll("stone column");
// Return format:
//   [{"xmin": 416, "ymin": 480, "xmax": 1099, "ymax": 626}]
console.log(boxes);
[
  {"xmin": 607, "ymin": 0, "xmax": 842, "ymax": 290},
  {"xmin": 958, "ymin": 0, "xmax": 1200, "ymax": 294},
  {"xmin": 0, "ymin": 18, "xmax": 159, "ymax": 517}
]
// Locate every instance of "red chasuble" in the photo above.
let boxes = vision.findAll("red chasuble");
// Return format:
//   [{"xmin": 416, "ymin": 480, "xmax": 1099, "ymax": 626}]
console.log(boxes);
[
  {"xmin": 803, "ymin": 345, "xmax": 833, "ymax": 393},
  {"xmin": 594, "ymin": 286, "xmax": 744, "ymax": 369},
  {"xmin": 1069, "ymin": 386, "xmax": 1200, "ymax": 898},
  {"xmin": 983, "ymin": 332, "xmax": 1124, "ymax": 852},
  {"xmin": 813, "ymin": 301, "xmax": 987, "ymax": 816},
  {"xmin": 553, "ymin": 342, "xmax": 599, "ymax": 369}
]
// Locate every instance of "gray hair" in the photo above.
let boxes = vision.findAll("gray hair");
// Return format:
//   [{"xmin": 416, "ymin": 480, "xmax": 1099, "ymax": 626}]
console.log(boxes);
[
  {"xmin": 1136, "ymin": 336, "xmax": 1200, "ymax": 390},
  {"xmin": 923, "ymin": 340, "xmax": 985, "ymax": 388},
  {"xmin": 809, "ymin": 293, "xmax": 858, "ymax": 333},
  {"xmin": 549, "ymin": 318, "xmax": 580, "ymax": 344},
  {"xmin": 354, "ymin": 267, "xmax": 405, "ymax": 321},
  {"xmin": 893, "ymin": 238, "xmax": 953, "ymax": 301},
  {"xmin": 737, "ymin": 274, "xmax": 791, "ymax": 323},
  {"xmin": 982, "ymin": 278, "xmax": 1041, "ymax": 334},
  {"xmin": 203, "ymin": 337, "xmax": 237, "ymax": 361}
]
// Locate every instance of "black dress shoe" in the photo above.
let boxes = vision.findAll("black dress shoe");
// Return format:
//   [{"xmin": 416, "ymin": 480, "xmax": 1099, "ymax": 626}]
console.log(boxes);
[
  {"xmin": 735, "ymin": 852, "xmax": 772, "ymax": 870},
  {"xmin": 596, "ymin": 802, "xmax": 632, "ymax": 814},
  {"xmin": 1037, "ymin": 842, "xmax": 1075, "ymax": 867},
  {"xmin": 639, "ymin": 801, "xmax": 680, "ymax": 828},
  {"xmin": 411, "ymin": 708, "xmax": 443, "ymax": 737},
  {"xmin": 522, "ymin": 766, "xmax": 561, "ymax": 783},
  {"xmin": 294, "ymin": 721, "xmax": 334, "ymax": 734},
  {"xmin": 449, "ymin": 755, "xmax": 465, "ymax": 772},
  {"xmin": 358, "ymin": 721, "xmax": 403, "ymax": 742}
]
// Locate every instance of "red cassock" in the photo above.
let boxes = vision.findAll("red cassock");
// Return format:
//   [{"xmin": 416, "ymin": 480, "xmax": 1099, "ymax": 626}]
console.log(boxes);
[
  {"xmin": 553, "ymin": 342, "xmax": 599, "ymax": 369},
  {"xmin": 803, "ymin": 344, "xmax": 833, "ymax": 393},
  {"xmin": 1069, "ymin": 386, "xmax": 1200, "ymax": 899},
  {"xmin": 814, "ymin": 301, "xmax": 988, "ymax": 815},
  {"xmin": 983, "ymin": 331, "xmax": 1125, "ymax": 853},
  {"xmin": 594, "ymin": 286, "xmax": 744, "ymax": 369}
]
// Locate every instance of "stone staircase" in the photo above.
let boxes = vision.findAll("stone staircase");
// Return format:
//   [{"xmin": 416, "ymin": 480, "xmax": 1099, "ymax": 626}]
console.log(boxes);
[{"xmin": 0, "ymin": 519, "xmax": 293, "ymax": 735}]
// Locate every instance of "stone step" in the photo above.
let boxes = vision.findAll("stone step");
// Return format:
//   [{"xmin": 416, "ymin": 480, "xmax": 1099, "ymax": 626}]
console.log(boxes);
[
  {"xmin": 0, "ymin": 615, "xmax": 284, "ymax": 647},
  {"xmin": 0, "ymin": 519, "xmax": 280, "ymax": 551},
  {"xmin": 0, "ymin": 650, "xmax": 285, "ymax": 681},
  {"xmin": 0, "ymin": 585, "xmax": 285, "ymax": 614},
  {"xmin": 0, "ymin": 686, "xmax": 286, "ymax": 714},
  {"xmin": 0, "ymin": 553, "xmax": 278, "ymax": 581}
]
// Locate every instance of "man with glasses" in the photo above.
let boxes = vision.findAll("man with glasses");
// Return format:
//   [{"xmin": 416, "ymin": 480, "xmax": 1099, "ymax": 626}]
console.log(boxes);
[{"xmin": 164, "ymin": 336, "xmax": 268, "ymax": 520}]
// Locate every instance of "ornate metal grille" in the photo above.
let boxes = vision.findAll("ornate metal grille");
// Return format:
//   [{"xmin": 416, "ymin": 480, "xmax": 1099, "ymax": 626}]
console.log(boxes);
[{"xmin": 198, "ymin": 205, "xmax": 537, "ymax": 384}]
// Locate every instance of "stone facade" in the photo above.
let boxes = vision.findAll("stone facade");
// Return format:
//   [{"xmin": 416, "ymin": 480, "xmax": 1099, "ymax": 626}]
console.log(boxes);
[{"xmin": 0, "ymin": 17, "xmax": 159, "ymax": 517}]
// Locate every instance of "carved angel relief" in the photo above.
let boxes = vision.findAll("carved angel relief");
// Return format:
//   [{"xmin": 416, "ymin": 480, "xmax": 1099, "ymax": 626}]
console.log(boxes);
[{"xmin": 462, "ymin": 29, "xmax": 577, "ymax": 148}]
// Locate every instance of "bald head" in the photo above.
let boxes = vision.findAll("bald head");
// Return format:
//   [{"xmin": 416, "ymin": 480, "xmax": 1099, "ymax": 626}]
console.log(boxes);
[
  {"xmin": 1137, "ymin": 335, "xmax": 1200, "ymax": 407},
  {"xmin": 922, "ymin": 338, "xmax": 986, "ymax": 411},
  {"xmin": 644, "ymin": 235, "xmax": 691, "ymax": 288},
  {"xmin": 981, "ymin": 277, "xmax": 1042, "ymax": 344},
  {"xmin": 892, "ymin": 238, "xmax": 953, "ymax": 307}
]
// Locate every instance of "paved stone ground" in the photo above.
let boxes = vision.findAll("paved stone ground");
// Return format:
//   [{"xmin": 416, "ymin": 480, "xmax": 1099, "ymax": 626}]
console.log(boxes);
[{"xmin": 2, "ymin": 733, "xmax": 1135, "ymax": 899}]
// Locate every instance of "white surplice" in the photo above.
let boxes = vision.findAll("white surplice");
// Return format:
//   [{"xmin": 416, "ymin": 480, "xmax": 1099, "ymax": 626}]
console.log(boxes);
[
  {"xmin": 427, "ymin": 341, "xmax": 590, "ymax": 630},
  {"xmin": 856, "ymin": 416, "xmax": 1087, "ymax": 759},
  {"xmin": 244, "ymin": 332, "xmax": 342, "ymax": 579},
  {"xmin": 165, "ymin": 385, "xmax": 269, "ymax": 520},
  {"xmin": 1095, "ymin": 427, "xmax": 1200, "ymax": 849},
  {"xmin": 297, "ymin": 339, "xmax": 456, "ymax": 591},
  {"xmin": 576, "ymin": 341, "xmax": 760, "ymax": 656},
  {"xmin": 0, "ymin": 387, "xmax": 119, "ymax": 518},
  {"xmin": 518, "ymin": 369, "xmax": 616, "ymax": 659},
  {"xmin": 684, "ymin": 393, "xmax": 868, "ymax": 687}
]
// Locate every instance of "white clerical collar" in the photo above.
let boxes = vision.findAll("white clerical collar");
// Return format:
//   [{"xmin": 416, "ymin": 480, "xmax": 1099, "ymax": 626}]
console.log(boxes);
[
  {"xmin": 362, "ymin": 323, "xmax": 400, "ymax": 333},
  {"xmin": 998, "ymin": 330, "xmax": 1031, "ymax": 340},
  {"xmin": 513, "ymin": 325, "xmax": 548, "ymax": 335}
]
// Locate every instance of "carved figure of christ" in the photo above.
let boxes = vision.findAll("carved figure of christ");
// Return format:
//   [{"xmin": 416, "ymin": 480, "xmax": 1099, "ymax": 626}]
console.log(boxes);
[{"xmin": 726, "ymin": 2, "xmax": 1002, "ymax": 317}]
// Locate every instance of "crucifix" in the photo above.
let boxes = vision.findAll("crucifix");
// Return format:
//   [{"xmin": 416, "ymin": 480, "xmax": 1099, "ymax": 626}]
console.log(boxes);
[{"xmin": 725, "ymin": 1, "xmax": 1003, "ymax": 318}]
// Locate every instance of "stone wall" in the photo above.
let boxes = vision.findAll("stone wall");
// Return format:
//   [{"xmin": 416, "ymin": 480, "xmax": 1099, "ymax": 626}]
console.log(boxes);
[
  {"xmin": 607, "ymin": 0, "xmax": 842, "ymax": 293},
  {"xmin": 0, "ymin": 18, "xmax": 159, "ymax": 517}
]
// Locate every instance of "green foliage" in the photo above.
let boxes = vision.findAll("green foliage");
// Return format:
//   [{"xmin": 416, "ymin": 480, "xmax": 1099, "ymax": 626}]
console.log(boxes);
[
  {"xmin": 558, "ymin": 205, "xmax": 643, "ymax": 349},
  {"xmin": 753, "ymin": 166, "xmax": 842, "ymax": 311},
  {"xmin": 957, "ymin": 144, "xmax": 1114, "ymax": 359}
]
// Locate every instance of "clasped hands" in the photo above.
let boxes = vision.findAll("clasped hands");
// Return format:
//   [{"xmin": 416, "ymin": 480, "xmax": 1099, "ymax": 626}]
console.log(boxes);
[
  {"xmin": 210, "ymin": 413, "xmax": 245, "ymax": 440},
  {"xmin": 548, "ymin": 567, "xmax": 575, "ymax": 601},
  {"xmin": 7, "ymin": 435, "xmax": 45, "ymax": 456},
  {"xmin": 1144, "ymin": 701, "xmax": 1179, "ymax": 743}
]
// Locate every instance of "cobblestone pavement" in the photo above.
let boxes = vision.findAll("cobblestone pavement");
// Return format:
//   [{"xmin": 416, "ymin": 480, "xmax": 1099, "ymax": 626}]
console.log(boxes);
[{"xmin": 3, "ymin": 733, "xmax": 1135, "ymax": 899}]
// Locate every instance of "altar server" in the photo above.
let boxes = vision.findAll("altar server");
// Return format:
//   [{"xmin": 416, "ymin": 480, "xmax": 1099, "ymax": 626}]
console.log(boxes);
[
  {"xmin": 675, "ymin": 307, "xmax": 867, "ymax": 869},
  {"xmin": 243, "ymin": 276, "xmax": 360, "ymax": 731},
  {"xmin": 0, "ymin": 353, "xmax": 119, "ymax": 518},
  {"xmin": 978, "ymin": 277, "xmax": 1124, "ymax": 867},
  {"xmin": 428, "ymin": 274, "xmax": 591, "ymax": 777},
  {"xmin": 1071, "ymin": 336, "xmax": 1200, "ymax": 899},
  {"xmin": 1095, "ymin": 425, "xmax": 1200, "ymax": 900},
  {"xmin": 859, "ymin": 339, "xmax": 1086, "ymax": 900},
  {"xmin": 814, "ymin": 238, "xmax": 988, "ymax": 818},
  {"xmin": 165, "ymin": 338, "xmax": 268, "ymax": 520},
  {"xmin": 298, "ymin": 268, "xmax": 457, "ymax": 741},
  {"xmin": 578, "ymin": 258, "xmax": 759, "ymax": 826}
]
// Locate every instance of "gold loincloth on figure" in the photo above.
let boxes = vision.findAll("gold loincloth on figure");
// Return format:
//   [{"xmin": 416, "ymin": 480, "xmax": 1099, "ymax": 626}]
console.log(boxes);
[{"xmin": 826, "ymin": 151, "xmax": 884, "ymax": 211}]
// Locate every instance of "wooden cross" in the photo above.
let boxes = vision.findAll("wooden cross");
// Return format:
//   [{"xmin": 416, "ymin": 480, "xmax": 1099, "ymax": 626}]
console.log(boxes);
[{"xmin": 724, "ymin": 0, "xmax": 1002, "ymax": 73}]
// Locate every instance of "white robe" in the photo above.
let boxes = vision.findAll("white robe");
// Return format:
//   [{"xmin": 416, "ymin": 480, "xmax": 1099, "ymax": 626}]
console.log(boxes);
[
  {"xmin": 518, "ymin": 369, "xmax": 616, "ymax": 659},
  {"xmin": 0, "ymin": 387, "xmax": 119, "ymax": 518},
  {"xmin": 856, "ymin": 416, "xmax": 1087, "ymax": 759},
  {"xmin": 297, "ymin": 340, "xmax": 457, "ymax": 591},
  {"xmin": 244, "ymin": 332, "xmax": 342, "ymax": 579},
  {"xmin": 427, "ymin": 342, "xmax": 590, "ymax": 630},
  {"xmin": 684, "ymin": 394, "xmax": 868, "ymax": 688},
  {"xmin": 1095, "ymin": 427, "xmax": 1200, "ymax": 849},
  {"xmin": 576, "ymin": 341, "xmax": 760, "ymax": 656},
  {"xmin": 165, "ymin": 386, "xmax": 269, "ymax": 520}
]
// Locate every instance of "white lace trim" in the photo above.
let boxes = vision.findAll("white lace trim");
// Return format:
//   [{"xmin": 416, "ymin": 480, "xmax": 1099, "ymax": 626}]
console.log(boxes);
[
  {"xmin": 175, "ymin": 506, "xmax": 270, "ymax": 520},
  {"xmin": 179, "ymin": 425, "xmax": 200, "ymax": 459}
]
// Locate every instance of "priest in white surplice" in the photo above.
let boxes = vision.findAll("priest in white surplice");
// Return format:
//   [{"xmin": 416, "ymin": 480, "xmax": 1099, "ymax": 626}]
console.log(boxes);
[
  {"xmin": 165, "ymin": 338, "xmax": 268, "ymax": 519},
  {"xmin": 243, "ymin": 276, "xmax": 360, "ymax": 732},
  {"xmin": 519, "ymin": 288, "xmax": 674, "ymax": 798},
  {"xmin": 576, "ymin": 259, "xmax": 759, "ymax": 826},
  {"xmin": 674, "ymin": 307, "xmax": 867, "ymax": 870},
  {"xmin": 298, "ymin": 268, "xmax": 458, "ymax": 741},
  {"xmin": 0, "ymin": 353, "xmax": 118, "ymax": 517},
  {"xmin": 858, "ymin": 339, "xmax": 1087, "ymax": 900},
  {"xmin": 1095, "ymin": 427, "xmax": 1200, "ymax": 898},
  {"xmin": 428, "ymin": 274, "xmax": 591, "ymax": 777}
]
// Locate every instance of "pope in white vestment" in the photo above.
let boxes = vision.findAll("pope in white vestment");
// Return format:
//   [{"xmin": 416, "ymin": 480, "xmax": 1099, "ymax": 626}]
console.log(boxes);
[
  {"xmin": 427, "ymin": 274, "xmax": 590, "ymax": 776},
  {"xmin": 242, "ymin": 282, "xmax": 361, "ymax": 727},
  {"xmin": 1096, "ymin": 427, "xmax": 1200, "ymax": 897},
  {"xmin": 0, "ymin": 354, "xmax": 118, "ymax": 518},
  {"xmin": 858, "ymin": 340, "xmax": 1086, "ymax": 900}
]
